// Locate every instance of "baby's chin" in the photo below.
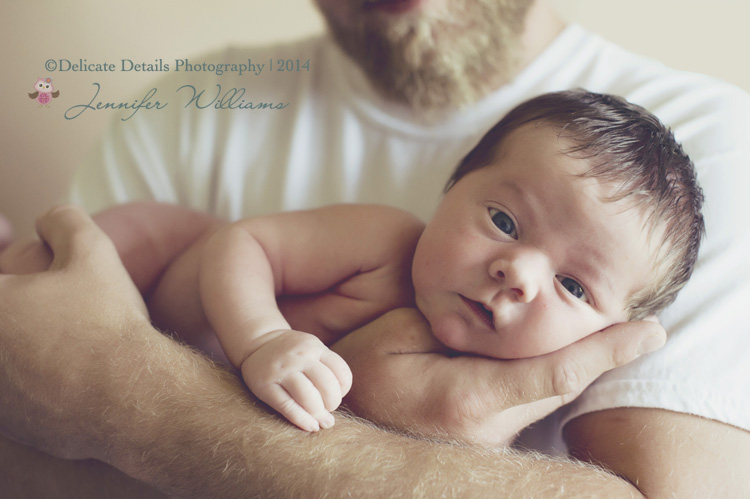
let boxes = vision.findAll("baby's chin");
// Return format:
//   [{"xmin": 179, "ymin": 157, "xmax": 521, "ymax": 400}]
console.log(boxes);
[
  {"xmin": 428, "ymin": 315, "xmax": 515, "ymax": 359},
  {"xmin": 428, "ymin": 315, "xmax": 563, "ymax": 360},
  {"xmin": 426, "ymin": 315, "xmax": 472, "ymax": 352}
]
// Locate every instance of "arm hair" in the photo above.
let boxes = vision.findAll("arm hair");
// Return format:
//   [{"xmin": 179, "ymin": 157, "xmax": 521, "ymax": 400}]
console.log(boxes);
[{"xmin": 92, "ymin": 322, "xmax": 642, "ymax": 498}]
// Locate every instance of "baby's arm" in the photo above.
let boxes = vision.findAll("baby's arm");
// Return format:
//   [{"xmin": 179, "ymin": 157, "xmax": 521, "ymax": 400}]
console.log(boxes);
[
  {"xmin": 197, "ymin": 218, "xmax": 349, "ymax": 432},
  {"xmin": 176, "ymin": 205, "xmax": 424, "ymax": 432}
]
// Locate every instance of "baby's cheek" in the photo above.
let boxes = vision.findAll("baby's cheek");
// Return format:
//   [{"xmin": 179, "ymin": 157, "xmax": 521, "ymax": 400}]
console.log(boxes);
[
  {"xmin": 534, "ymin": 313, "xmax": 601, "ymax": 356},
  {"xmin": 507, "ymin": 311, "xmax": 578, "ymax": 359}
]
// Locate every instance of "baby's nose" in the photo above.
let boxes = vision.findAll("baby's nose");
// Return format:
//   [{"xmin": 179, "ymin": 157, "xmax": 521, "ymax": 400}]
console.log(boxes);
[
  {"xmin": 494, "ymin": 270, "xmax": 528, "ymax": 301},
  {"xmin": 490, "ymin": 251, "xmax": 547, "ymax": 303}
]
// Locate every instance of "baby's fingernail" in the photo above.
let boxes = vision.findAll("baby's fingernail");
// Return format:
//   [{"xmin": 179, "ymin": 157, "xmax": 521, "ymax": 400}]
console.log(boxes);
[
  {"xmin": 638, "ymin": 333, "xmax": 666, "ymax": 356},
  {"xmin": 305, "ymin": 419, "xmax": 320, "ymax": 432},
  {"xmin": 319, "ymin": 413, "xmax": 335, "ymax": 429}
]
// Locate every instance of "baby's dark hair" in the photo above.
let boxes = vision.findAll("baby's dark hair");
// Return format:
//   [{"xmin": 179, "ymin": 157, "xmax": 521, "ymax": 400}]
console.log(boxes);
[{"xmin": 446, "ymin": 89, "xmax": 705, "ymax": 320}]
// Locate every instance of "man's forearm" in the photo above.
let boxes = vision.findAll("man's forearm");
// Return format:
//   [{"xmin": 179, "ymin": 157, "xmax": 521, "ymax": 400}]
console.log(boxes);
[
  {"xmin": 95, "ymin": 323, "xmax": 640, "ymax": 498},
  {"xmin": 3, "ymin": 295, "xmax": 647, "ymax": 498},
  {"xmin": 0, "ymin": 435, "xmax": 165, "ymax": 499}
]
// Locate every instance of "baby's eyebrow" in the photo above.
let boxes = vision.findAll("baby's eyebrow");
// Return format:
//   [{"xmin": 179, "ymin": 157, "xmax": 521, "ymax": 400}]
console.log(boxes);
[
  {"xmin": 570, "ymin": 249, "xmax": 616, "ymax": 309},
  {"xmin": 497, "ymin": 179, "xmax": 538, "ymax": 227}
]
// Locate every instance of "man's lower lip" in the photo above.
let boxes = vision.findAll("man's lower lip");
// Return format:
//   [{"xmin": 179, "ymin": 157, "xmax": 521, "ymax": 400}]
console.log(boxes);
[
  {"xmin": 363, "ymin": 0, "xmax": 422, "ymax": 14},
  {"xmin": 460, "ymin": 296, "xmax": 494, "ymax": 329}
]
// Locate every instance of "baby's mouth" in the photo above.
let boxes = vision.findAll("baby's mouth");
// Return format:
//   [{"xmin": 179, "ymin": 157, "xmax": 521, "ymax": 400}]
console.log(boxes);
[{"xmin": 460, "ymin": 296, "xmax": 495, "ymax": 330}]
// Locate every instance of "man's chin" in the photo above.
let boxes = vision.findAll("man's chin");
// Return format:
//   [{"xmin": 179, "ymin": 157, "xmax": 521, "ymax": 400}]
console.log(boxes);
[{"xmin": 324, "ymin": 0, "xmax": 532, "ymax": 112}]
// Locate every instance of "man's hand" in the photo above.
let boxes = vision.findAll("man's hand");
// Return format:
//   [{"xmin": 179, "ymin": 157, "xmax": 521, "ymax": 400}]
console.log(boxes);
[
  {"xmin": 242, "ymin": 329, "xmax": 353, "ymax": 432},
  {"xmin": 334, "ymin": 308, "xmax": 666, "ymax": 446},
  {"xmin": 0, "ymin": 205, "xmax": 150, "ymax": 461},
  {"xmin": 0, "ymin": 237, "xmax": 53, "ymax": 274},
  {"xmin": 0, "ymin": 209, "xmax": 54, "ymax": 275}
]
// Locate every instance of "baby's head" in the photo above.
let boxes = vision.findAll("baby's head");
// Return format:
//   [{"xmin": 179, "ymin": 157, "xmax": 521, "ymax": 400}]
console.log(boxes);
[{"xmin": 412, "ymin": 90, "xmax": 704, "ymax": 359}]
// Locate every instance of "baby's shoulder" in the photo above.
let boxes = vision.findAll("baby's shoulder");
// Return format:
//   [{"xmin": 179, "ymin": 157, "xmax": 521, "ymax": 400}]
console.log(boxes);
[
  {"xmin": 318, "ymin": 203, "xmax": 425, "ymax": 243},
  {"xmin": 317, "ymin": 203, "xmax": 423, "ymax": 223}
]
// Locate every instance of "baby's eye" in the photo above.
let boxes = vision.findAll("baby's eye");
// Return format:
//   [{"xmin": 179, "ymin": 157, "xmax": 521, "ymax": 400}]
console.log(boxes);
[
  {"xmin": 489, "ymin": 208, "xmax": 517, "ymax": 239},
  {"xmin": 558, "ymin": 276, "xmax": 588, "ymax": 302}
]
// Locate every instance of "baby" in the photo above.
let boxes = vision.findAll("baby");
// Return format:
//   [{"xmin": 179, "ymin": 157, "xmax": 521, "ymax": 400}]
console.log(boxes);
[{"xmin": 0, "ymin": 90, "xmax": 704, "ymax": 444}]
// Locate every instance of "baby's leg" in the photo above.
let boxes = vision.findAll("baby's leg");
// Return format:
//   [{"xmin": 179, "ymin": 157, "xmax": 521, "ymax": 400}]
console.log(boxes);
[
  {"xmin": 93, "ymin": 202, "xmax": 221, "ymax": 294},
  {"xmin": 1, "ymin": 202, "xmax": 221, "ymax": 288}
]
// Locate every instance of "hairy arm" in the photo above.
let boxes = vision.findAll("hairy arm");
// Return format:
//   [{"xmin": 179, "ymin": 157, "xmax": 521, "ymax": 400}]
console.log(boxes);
[{"xmin": 43, "ymin": 320, "xmax": 643, "ymax": 498}]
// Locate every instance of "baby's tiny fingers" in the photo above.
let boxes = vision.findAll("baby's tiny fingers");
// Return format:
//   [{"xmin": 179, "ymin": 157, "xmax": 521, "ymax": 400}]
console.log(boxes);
[
  {"xmin": 304, "ymin": 363, "xmax": 345, "ymax": 413},
  {"xmin": 259, "ymin": 383, "xmax": 320, "ymax": 433},
  {"xmin": 281, "ymin": 372, "xmax": 333, "ymax": 429},
  {"xmin": 320, "ymin": 349, "xmax": 353, "ymax": 396}
]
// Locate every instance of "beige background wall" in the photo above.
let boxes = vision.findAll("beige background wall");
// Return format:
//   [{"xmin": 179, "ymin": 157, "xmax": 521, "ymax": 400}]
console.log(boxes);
[{"xmin": 1, "ymin": 0, "xmax": 748, "ymax": 237}]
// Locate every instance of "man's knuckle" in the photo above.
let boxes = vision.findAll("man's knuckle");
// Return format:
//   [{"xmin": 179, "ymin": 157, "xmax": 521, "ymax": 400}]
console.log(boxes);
[
  {"xmin": 441, "ymin": 386, "xmax": 484, "ymax": 429},
  {"xmin": 552, "ymin": 357, "xmax": 587, "ymax": 395},
  {"xmin": 66, "ymin": 229, "xmax": 114, "ymax": 262}
]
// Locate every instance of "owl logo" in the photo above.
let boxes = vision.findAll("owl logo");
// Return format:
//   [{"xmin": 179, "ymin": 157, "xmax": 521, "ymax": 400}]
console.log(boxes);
[{"xmin": 29, "ymin": 77, "xmax": 60, "ymax": 107}]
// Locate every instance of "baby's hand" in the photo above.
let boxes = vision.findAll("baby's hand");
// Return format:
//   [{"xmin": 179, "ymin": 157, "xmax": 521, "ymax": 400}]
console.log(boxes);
[{"xmin": 241, "ymin": 330, "xmax": 353, "ymax": 432}]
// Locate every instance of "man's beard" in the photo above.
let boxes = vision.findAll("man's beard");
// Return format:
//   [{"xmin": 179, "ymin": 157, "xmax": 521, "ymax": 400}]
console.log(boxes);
[{"xmin": 323, "ymin": 0, "xmax": 532, "ymax": 112}]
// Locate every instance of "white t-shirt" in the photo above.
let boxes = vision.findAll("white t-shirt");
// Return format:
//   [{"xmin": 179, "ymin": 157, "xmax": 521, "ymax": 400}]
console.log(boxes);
[{"xmin": 72, "ymin": 24, "xmax": 750, "ymax": 451}]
